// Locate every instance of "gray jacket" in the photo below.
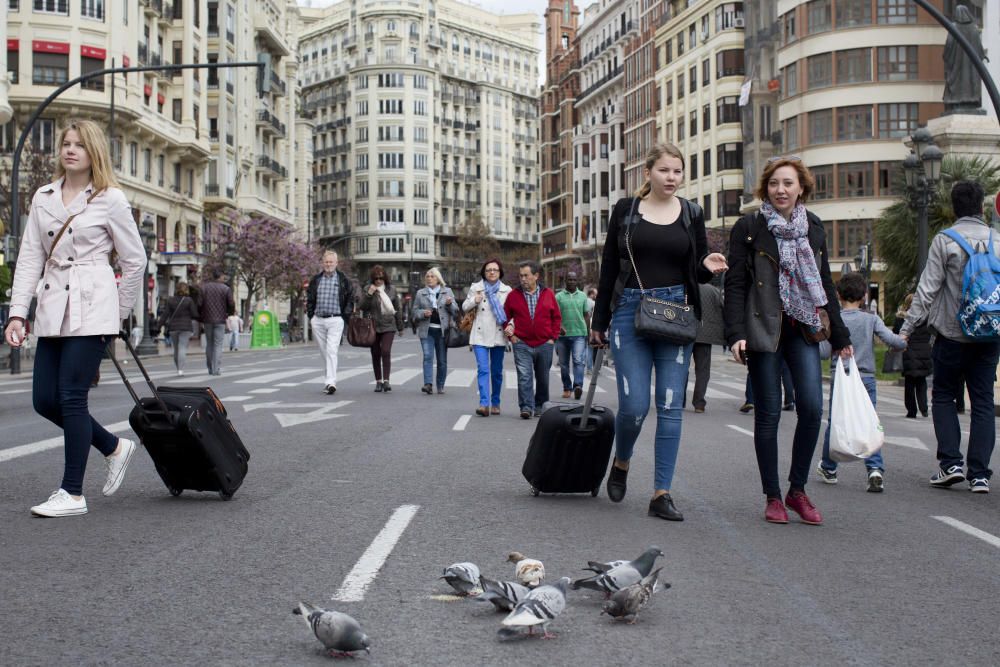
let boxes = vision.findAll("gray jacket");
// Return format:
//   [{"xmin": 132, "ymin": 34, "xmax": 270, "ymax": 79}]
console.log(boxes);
[
  {"xmin": 695, "ymin": 283, "xmax": 725, "ymax": 345},
  {"xmin": 411, "ymin": 286, "xmax": 460, "ymax": 338},
  {"xmin": 902, "ymin": 216, "xmax": 1000, "ymax": 342}
]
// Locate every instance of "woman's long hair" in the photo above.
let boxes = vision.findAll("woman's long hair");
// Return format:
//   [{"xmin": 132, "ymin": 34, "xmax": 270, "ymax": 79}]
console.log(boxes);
[
  {"xmin": 53, "ymin": 119, "xmax": 120, "ymax": 194},
  {"xmin": 635, "ymin": 142, "xmax": 685, "ymax": 199},
  {"xmin": 369, "ymin": 264, "xmax": 391, "ymax": 287}
]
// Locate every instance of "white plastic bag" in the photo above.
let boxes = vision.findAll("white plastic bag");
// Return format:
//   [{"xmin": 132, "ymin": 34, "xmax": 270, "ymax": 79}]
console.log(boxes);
[{"xmin": 829, "ymin": 356, "xmax": 884, "ymax": 462}]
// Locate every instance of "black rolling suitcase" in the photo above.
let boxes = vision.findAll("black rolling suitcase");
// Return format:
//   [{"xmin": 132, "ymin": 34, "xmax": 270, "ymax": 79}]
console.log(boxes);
[
  {"xmin": 522, "ymin": 347, "xmax": 615, "ymax": 497},
  {"xmin": 110, "ymin": 333, "xmax": 250, "ymax": 500}
]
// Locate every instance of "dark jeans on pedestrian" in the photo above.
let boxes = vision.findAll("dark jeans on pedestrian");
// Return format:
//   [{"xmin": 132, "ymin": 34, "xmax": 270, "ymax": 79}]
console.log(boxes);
[
  {"xmin": 557, "ymin": 335, "xmax": 587, "ymax": 391},
  {"xmin": 904, "ymin": 375, "xmax": 928, "ymax": 417},
  {"xmin": 205, "ymin": 322, "xmax": 226, "ymax": 375},
  {"xmin": 513, "ymin": 341, "xmax": 554, "ymax": 413},
  {"xmin": 746, "ymin": 316, "xmax": 824, "ymax": 497},
  {"xmin": 746, "ymin": 361, "xmax": 795, "ymax": 405},
  {"xmin": 371, "ymin": 330, "xmax": 395, "ymax": 381},
  {"xmin": 931, "ymin": 336, "xmax": 1000, "ymax": 480},
  {"xmin": 420, "ymin": 327, "xmax": 447, "ymax": 389},
  {"xmin": 691, "ymin": 342, "xmax": 712, "ymax": 409},
  {"xmin": 33, "ymin": 335, "xmax": 119, "ymax": 496}
]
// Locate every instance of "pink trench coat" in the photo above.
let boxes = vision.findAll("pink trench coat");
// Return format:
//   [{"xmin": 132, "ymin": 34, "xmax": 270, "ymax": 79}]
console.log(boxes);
[{"xmin": 9, "ymin": 179, "xmax": 146, "ymax": 337}]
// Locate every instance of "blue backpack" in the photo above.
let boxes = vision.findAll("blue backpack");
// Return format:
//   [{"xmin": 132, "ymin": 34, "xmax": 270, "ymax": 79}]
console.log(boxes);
[{"xmin": 942, "ymin": 228, "xmax": 1000, "ymax": 339}]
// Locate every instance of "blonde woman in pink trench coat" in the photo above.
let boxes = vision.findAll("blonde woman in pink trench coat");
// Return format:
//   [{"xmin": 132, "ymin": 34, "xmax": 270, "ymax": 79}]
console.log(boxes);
[{"xmin": 3, "ymin": 120, "xmax": 147, "ymax": 518}]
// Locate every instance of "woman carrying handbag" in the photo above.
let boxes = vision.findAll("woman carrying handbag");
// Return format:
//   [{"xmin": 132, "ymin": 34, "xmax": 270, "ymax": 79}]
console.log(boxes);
[
  {"xmin": 590, "ymin": 142, "xmax": 728, "ymax": 522},
  {"xmin": 463, "ymin": 258, "xmax": 513, "ymax": 417},
  {"xmin": 158, "ymin": 282, "xmax": 200, "ymax": 376},
  {"xmin": 411, "ymin": 267, "xmax": 460, "ymax": 395},
  {"xmin": 359, "ymin": 265, "xmax": 404, "ymax": 392}
]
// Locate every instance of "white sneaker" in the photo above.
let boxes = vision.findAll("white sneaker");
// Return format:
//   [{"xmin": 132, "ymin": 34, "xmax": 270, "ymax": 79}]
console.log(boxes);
[
  {"xmin": 103, "ymin": 438, "xmax": 138, "ymax": 496},
  {"xmin": 31, "ymin": 489, "xmax": 87, "ymax": 517},
  {"xmin": 177, "ymin": 370, "xmax": 184, "ymax": 376}
]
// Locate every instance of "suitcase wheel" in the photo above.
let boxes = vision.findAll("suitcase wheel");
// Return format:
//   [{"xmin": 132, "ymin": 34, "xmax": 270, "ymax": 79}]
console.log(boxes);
[
  {"xmin": 529, "ymin": 486, "xmax": 540, "ymax": 497},
  {"xmin": 591, "ymin": 488, "xmax": 599, "ymax": 497},
  {"xmin": 168, "ymin": 487, "xmax": 182, "ymax": 497},
  {"xmin": 219, "ymin": 491, "xmax": 234, "ymax": 501}
]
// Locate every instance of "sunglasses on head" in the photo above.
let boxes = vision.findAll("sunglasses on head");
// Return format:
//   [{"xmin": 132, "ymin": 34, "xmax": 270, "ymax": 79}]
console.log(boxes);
[{"xmin": 767, "ymin": 155, "xmax": 802, "ymax": 164}]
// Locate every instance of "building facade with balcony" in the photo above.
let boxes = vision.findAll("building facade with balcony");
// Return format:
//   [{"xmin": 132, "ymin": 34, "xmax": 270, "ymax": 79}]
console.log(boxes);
[
  {"xmin": 3, "ymin": 0, "xmax": 308, "ymax": 321},
  {"xmin": 299, "ymin": 0, "xmax": 541, "ymax": 288},
  {"xmin": 654, "ymin": 0, "xmax": 746, "ymax": 231},
  {"xmin": 622, "ymin": 0, "xmax": 667, "ymax": 196},
  {"xmin": 570, "ymin": 0, "xmax": 639, "ymax": 280},
  {"xmin": 540, "ymin": 0, "xmax": 581, "ymax": 282},
  {"xmin": 773, "ymin": 0, "xmax": 946, "ymax": 295}
]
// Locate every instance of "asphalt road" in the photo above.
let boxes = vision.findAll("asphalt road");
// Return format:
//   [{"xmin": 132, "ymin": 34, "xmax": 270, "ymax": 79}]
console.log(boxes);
[{"xmin": 1, "ymin": 338, "xmax": 998, "ymax": 666}]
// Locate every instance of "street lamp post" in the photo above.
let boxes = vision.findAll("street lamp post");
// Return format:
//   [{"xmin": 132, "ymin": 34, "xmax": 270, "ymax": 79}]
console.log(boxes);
[
  {"xmin": 903, "ymin": 128, "xmax": 944, "ymax": 276},
  {"xmin": 136, "ymin": 217, "xmax": 159, "ymax": 356}
]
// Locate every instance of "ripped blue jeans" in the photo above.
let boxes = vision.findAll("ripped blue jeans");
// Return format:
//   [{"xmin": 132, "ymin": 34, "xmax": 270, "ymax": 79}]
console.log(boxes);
[{"xmin": 610, "ymin": 286, "xmax": 692, "ymax": 491}]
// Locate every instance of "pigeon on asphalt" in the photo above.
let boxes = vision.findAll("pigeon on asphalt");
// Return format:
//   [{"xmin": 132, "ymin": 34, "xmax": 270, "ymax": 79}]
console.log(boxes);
[
  {"xmin": 571, "ymin": 546, "xmax": 664, "ymax": 596},
  {"xmin": 476, "ymin": 575, "xmax": 532, "ymax": 612},
  {"xmin": 440, "ymin": 562, "xmax": 482, "ymax": 596},
  {"xmin": 582, "ymin": 559, "xmax": 628, "ymax": 574},
  {"xmin": 602, "ymin": 568, "xmax": 668, "ymax": 624},
  {"xmin": 506, "ymin": 551, "xmax": 545, "ymax": 587},
  {"xmin": 293, "ymin": 602, "xmax": 371, "ymax": 657},
  {"xmin": 499, "ymin": 576, "xmax": 571, "ymax": 639}
]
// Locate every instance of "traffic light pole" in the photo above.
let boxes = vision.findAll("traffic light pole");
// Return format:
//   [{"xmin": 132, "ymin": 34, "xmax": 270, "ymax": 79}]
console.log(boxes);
[{"xmin": 6, "ymin": 59, "xmax": 265, "ymax": 374}]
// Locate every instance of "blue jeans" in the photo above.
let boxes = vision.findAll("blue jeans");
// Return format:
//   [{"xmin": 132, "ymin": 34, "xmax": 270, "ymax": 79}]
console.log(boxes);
[
  {"xmin": 745, "ymin": 362, "xmax": 794, "ymax": 404},
  {"xmin": 33, "ymin": 335, "xmax": 120, "ymax": 496},
  {"xmin": 611, "ymin": 286, "xmax": 692, "ymax": 491},
  {"xmin": 420, "ymin": 328, "xmax": 448, "ymax": 388},
  {"xmin": 473, "ymin": 345, "xmax": 505, "ymax": 407},
  {"xmin": 820, "ymin": 372, "xmax": 884, "ymax": 472},
  {"xmin": 746, "ymin": 315, "xmax": 824, "ymax": 497},
  {"xmin": 931, "ymin": 336, "xmax": 1000, "ymax": 480},
  {"xmin": 557, "ymin": 335, "xmax": 587, "ymax": 390},
  {"xmin": 513, "ymin": 341, "xmax": 554, "ymax": 412}
]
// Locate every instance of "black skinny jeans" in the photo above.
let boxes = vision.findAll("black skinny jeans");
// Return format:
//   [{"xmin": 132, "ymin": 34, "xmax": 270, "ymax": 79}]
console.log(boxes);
[
  {"xmin": 33, "ymin": 335, "xmax": 119, "ymax": 496},
  {"xmin": 371, "ymin": 331, "xmax": 396, "ymax": 381}
]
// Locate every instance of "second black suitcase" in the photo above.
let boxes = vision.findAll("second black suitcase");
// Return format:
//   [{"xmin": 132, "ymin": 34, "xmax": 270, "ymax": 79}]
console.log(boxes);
[
  {"xmin": 522, "ymin": 347, "xmax": 615, "ymax": 496},
  {"xmin": 111, "ymin": 334, "xmax": 250, "ymax": 500}
]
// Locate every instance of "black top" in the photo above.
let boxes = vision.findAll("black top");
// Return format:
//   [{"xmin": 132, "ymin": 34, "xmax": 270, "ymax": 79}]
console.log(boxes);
[{"xmin": 624, "ymin": 218, "xmax": 690, "ymax": 290}]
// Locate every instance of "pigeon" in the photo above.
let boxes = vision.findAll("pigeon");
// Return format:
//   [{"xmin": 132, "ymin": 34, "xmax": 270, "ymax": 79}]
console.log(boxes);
[
  {"xmin": 571, "ymin": 546, "xmax": 664, "ymax": 596},
  {"xmin": 293, "ymin": 602, "xmax": 370, "ymax": 657},
  {"xmin": 476, "ymin": 575, "xmax": 532, "ymax": 612},
  {"xmin": 440, "ymin": 562, "xmax": 482, "ymax": 596},
  {"xmin": 602, "ymin": 568, "xmax": 668, "ymax": 624},
  {"xmin": 499, "ymin": 576, "xmax": 571, "ymax": 639},
  {"xmin": 582, "ymin": 559, "xmax": 628, "ymax": 574},
  {"xmin": 506, "ymin": 551, "xmax": 545, "ymax": 587}
]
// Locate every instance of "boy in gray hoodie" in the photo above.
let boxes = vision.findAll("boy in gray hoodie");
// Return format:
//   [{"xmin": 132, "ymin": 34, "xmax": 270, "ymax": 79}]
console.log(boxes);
[{"xmin": 817, "ymin": 272, "xmax": 907, "ymax": 492}]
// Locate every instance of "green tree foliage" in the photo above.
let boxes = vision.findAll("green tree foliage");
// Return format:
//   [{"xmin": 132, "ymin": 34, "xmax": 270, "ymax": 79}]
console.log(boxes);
[
  {"xmin": 874, "ymin": 154, "xmax": 1000, "ymax": 319},
  {"xmin": 0, "ymin": 264, "xmax": 11, "ymax": 299}
]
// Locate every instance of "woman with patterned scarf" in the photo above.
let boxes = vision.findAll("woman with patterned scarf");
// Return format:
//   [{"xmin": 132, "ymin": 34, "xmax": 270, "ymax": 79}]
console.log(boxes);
[
  {"xmin": 462, "ymin": 258, "xmax": 513, "ymax": 417},
  {"xmin": 723, "ymin": 157, "xmax": 853, "ymax": 526}
]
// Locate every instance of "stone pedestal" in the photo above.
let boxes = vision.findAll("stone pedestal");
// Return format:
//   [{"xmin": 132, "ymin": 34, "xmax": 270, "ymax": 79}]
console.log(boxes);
[{"xmin": 924, "ymin": 114, "xmax": 1000, "ymax": 157}]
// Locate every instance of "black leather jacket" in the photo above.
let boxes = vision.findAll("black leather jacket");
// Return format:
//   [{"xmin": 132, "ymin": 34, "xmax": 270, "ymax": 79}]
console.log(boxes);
[
  {"xmin": 723, "ymin": 210, "xmax": 851, "ymax": 352},
  {"xmin": 306, "ymin": 269, "xmax": 355, "ymax": 322}
]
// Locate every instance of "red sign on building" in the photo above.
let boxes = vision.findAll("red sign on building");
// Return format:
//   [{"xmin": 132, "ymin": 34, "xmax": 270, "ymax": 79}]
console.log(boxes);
[
  {"xmin": 7, "ymin": 39, "xmax": 18, "ymax": 51},
  {"xmin": 32, "ymin": 41, "xmax": 70, "ymax": 54},
  {"xmin": 80, "ymin": 46, "xmax": 107, "ymax": 60}
]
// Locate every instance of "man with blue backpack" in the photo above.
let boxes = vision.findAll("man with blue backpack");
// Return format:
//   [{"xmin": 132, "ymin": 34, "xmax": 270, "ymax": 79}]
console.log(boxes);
[{"xmin": 901, "ymin": 180, "xmax": 1000, "ymax": 494}]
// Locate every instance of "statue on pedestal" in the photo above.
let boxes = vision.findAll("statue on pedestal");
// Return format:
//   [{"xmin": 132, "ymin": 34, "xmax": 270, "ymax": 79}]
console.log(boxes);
[{"xmin": 943, "ymin": 5, "xmax": 989, "ymax": 115}]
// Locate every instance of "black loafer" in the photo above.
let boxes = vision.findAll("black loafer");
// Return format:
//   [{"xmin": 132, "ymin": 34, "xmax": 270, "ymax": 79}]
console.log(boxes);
[
  {"xmin": 606, "ymin": 465, "xmax": 628, "ymax": 503},
  {"xmin": 648, "ymin": 493, "xmax": 684, "ymax": 521},
  {"xmin": 374, "ymin": 382, "xmax": 383, "ymax": 393},
  {"xmin": 383, "ymin": 382, "xmax": 392, "ymax": 392}
]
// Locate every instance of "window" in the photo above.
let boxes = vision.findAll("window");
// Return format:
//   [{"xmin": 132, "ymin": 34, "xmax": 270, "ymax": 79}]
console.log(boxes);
[
  {"xmin": 414, "ymin": 99, "xmax": 427, "ymax": 115},
  {"xmin": 837, "ymin": 105, "xmax": 872, "ymax": 141},
  {"xmin": 356, "ymin": 209, "xmax": 369, "ymax": 226},
  {"xmin": 414, "ymin": 154, "xmax": 427, "ymax": 170},
  {"xmin": 357, "ymin": 180, "xmax": 369, "ymax": 198},
  {"xmin": 689, "ymin": 110, "xmax": 697, "ymax": 137},
  {"xmin": 703, "ymin": 148, "xmax": 711, "ymax": 177},
  {"xmin": 807, "ymin": 0, "xmax": 831, "ymax": 34},
  {"xmin": 377, "ymin": 237, "xmax": 405, "ymax": 252},
  {"xmin": 719, "ymin": 190, "xmax": 742, "ymax": 217},
  {"xmin": 807, "ymin": 53, "xmax": 832, "ymax": 89},
  {"xmin": 809, "ymin": 109, "xmax": 833, "ymax": 144},
  {"xmin": 877, "ymin": 46, "xmax": 918, "ymax": 81},
  {"xmin": 157, "ymin": 154, "xmax": 165, "ymax": 187},
  {"xmin": 414, "ymin": 181, "xmax": 428, "ymax": 198},
  {"xmin": 356, "ymin": 100, "xmax": 368, "ymax": 115},
  {"xmin": 129, "ymin": 142, "xmax": 137, "ymax": 176},
  {"xmin": 80, "ymin": 54, "xmax": 105, "ymax": 90},
  {"xmin": 414, "ymin": 74, "xmax": 428, "ymax": 89},
  {"xmin": 81, "ymin": 0, "xmax": 104, "ymax": 20},
  {"xmin": 664, "ymin": 39, "xmax": 672, "ymax": 65},
  {"xmin": 877, "ymin": 0, "xmax": 916, "ymax": 24},
  {"xmin": 878, "ymin": 160, "xmax": 903, "ymax": 196},
  {"xmin": 415, "ymin": 209, "xmax": 428, "ymax": 226},
  {"xmin": 836, "ymin": 48, "xmax": 871, "ymax": 84},
  {"xmin": 33, "ymin": 52, "xmax": 69, "ymax": 85},
  {"xmin": 378, "ymin": 73, "xmax": 404, "ymax": 87},
  {"xmin": 716, "ymin": 143, "xmax": 743, "ymax": 170},
  {"xmin": 690, "ymin": 153, "xmax": 698, "ymax": 180},
  {"xmin": 356, "ymin": 153, "xmax": 369, "ymax": 170},
  {"xmin": 703, "ymin": 194, "xmax": 712, "ymax": 221},
  {"xmin": 836, "ymin": 0, "xmax": 871, "ymax": 27},
  {"xmin": 702, "ymin": 58, "xmax": 710, "ymax": 86},
  {"xmin": 355, "ymin": 75, "xmax": 368, "ymax": 89},
  {"xmin": 378, "ymin": 209, "xmax": 405, "ymax": 228},
  {"xmin": 143, "ymin": 148, "xmax": 152, "ymax": 182},
  {"xmin": 6, "ymin": 45, "xmax": 18, "ymax": 84},
  {"xmin": 357, "ymin": 126, "xmax": 368, "ymax": 143},
  {"xmin": 414, "ymin": 126, "xmax": 427, "ymax": 143},
  {"xmin": 715, "ymin": 2, "xmax": 745, "ymax": 30},
  {"xmin": 758, "ymin": 104, "xmax": 772, "ymax": 141},
  {"xmin": 716, "ymin": 49, "xmax": 745, "ymax": 78},
  {"xmin": 703, "ymin": 104, "xmax": 711, "ymax": 131},
  {"xmin": 837, "ymin": 218, "xmax": 873, "ymax": 257},
  {"xmin": 378, "ymin": 152, "xmax": 404, "ymax": 169},
  {"xmin": 785, "ymin": 116, "xmax": 800, "ymax": 150},
  {"xmin": 812, "ymin": 165, "xmax": 834, "ymax": 200},
  {"xmin": 877, "ymin": 102, "xmax": 918, "ymax": 138},
  {"xmin": 783, "ymin": 62, "xmax": 798, "ymax": 97},
  {"xmin": 677, "ymin": 30, "xmax": 684, "ymax": 56},
  {"xmin": 378, "ymin": 125, "xmax": 403, "ymax": 141},
  {"xmin": 665, "ymin": 79, "xmax": 673, "ymax": 105},
  {"xmin": 716, "ymin": 96, "xmax": 740, "ymax": 124},
  {"xmin": 838, "ymin": 162, "xmax": 874, "ymax": 197},
  {"xmin": 689, "ymin": 24, "xmax": 697, "ymax": 49},
  {"xmin": 678, "ymin": 73, "xmax": 685, "ymax": 100},
  {"xmin": 379, "ymin": 99, "xmax": 403, "ymax": 114},
  {"xmin": 31, "ymin": 118, "xmax": 56, "ymax": 152},
  {"xmin": 689, "ymin": 66, "xmax": 697, "ymax": 93},
  {"xmin": 782, "ymin": 10, "xmax": 797, "ymax": 44},
  {"xmin": 33, "ymin": 0, "xmax": 67, "ymax": 12}
]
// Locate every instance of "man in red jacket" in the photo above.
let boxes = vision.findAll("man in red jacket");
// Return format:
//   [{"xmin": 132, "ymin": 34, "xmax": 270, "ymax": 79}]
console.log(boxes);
[{"xmin": 503, "ymin": 260, "xmax": 562, "ymax": 419}]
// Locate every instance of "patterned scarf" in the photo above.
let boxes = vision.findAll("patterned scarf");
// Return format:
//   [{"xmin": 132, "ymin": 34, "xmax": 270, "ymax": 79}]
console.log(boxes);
[
  {"xmin": 483, "ymin": 279, "xmax": 508, "ymax": 326},
  {"xmin": 761, "ymin": 200, "xmax": 827, "ymax": 328}
]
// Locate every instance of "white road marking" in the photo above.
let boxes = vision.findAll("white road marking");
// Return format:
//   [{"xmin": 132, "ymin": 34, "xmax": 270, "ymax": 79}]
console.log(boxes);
[
  {"xmin": 932, "ymin": 516, "xmax": 1000, "ymax": 549},
  {"xmin": 275, "ymin": 382, "xmax": 300, "ymax": 387},
  {"xmin": 0, "ymin": 389, "xmax": 23, "ymax": 395},
  {"xmin": 221, "ymin": 396, "xmax": 253, "ymax": 402},
  {"xmin": 684, "ymin": 384, "xmax": 739, "ymax": 400},
  {"xmin": 727, "ymin": 424, "xmax": 755, "ymax": 437},
  {"xmin": 235, "ymin": 368, "xmax": 317, "ymax": 384},
  {"xmin": 445, "ymin": 369, "xmax": 476, "ymax": 387},
  {"xmin": 243, "ymin": 401, "xmax": 349, "ymax": 412},
  {"xmin": 1, "ymin": 421, "xmax": 132, "ymax": 463},
  {"xmin": 453, "ymin": 415, "xmax": 471, "ymax": 431},
  {"xmin": 333, "ymin": 504, "xmax": 420, "ymax": 602},
  {"xmin": 250, "ymin": 388, "xmax": 280, "ymax": 394},
  {"xmin": 370, "ymin": 368, "xmax": 421, "ymax": 386},
  {"xmin": 304, "ymin": 367, "xmax": 373, "ymax": 385},
  {"xmin": 884, "ymin": 436, "xmax": 928, "ymax": 451}
]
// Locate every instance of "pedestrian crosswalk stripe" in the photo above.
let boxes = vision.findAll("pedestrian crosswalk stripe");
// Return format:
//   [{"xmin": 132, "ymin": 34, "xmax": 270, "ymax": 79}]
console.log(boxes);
[
  {"xmin": 0, "ymin": 420, "xmax": 132, "ymax": 463},
  {"xmin": 221, "ymin": 396, "xmax": 253, "ymax": 402},
  {"xmin": 445, "ymin": 369, "xmax": 476, "ymax": 387},
  {"xmin": 250, "ymin": 388, "xmax": 280, "ymax": 394},
  {"xmin": 370, "ymin": 368, "xmax": 421, "ymax": 385},
  {"xmin": 235, "ymin": 368, "xmax": 317, "ymax": 384}
]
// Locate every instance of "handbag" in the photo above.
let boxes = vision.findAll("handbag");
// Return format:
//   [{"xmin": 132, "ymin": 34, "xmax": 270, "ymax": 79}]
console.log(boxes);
[
  {"xmin": 346, "ymin": 313, "xmax": 376, "ymax": 347},
  {"xmin": 458, "ymin": 308, "xmax": 476, "ymax": 333},
  {"xmin": 624, "ymin": 200, "xmax": 700, "ymax": 345},
  {"xmin": 445, "ymin": 323, "xmax": 470, "ymax": 348},
  {"xmin": 829, "ymin": 357, "xmax": 884, "ymax": 462},
  {"xmin": 800, "ymin": 308, "xmax": 832, "ymax": 344}
]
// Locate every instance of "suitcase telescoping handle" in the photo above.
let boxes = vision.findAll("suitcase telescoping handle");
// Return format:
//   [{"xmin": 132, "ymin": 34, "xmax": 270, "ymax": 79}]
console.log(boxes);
[
  {"xmin": 579, "ymin": 346, "xmax": 606, "ymax": 425},
  {"xmin": 109, "ymin": 330, "xmax": 172, "ymax": 416}
]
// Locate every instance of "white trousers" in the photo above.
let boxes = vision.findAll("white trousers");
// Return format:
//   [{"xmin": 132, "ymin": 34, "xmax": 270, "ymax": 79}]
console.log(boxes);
[{"xmin": 311, "ymin": 315, "xmax": 345, "ymax": 386}]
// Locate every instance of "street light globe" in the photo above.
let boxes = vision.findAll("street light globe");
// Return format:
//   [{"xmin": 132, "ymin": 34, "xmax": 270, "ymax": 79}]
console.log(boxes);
[
  {"xmin": 911, "ymin": 127, "xmax": 933, "ymax": 158},
  {"xmin": 903, "ymin": 151, "xmax": 920, "ymax": 189},
  {"xmin": 921, "ymin": 144, "xmax": 944, "ymax": 183}
]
